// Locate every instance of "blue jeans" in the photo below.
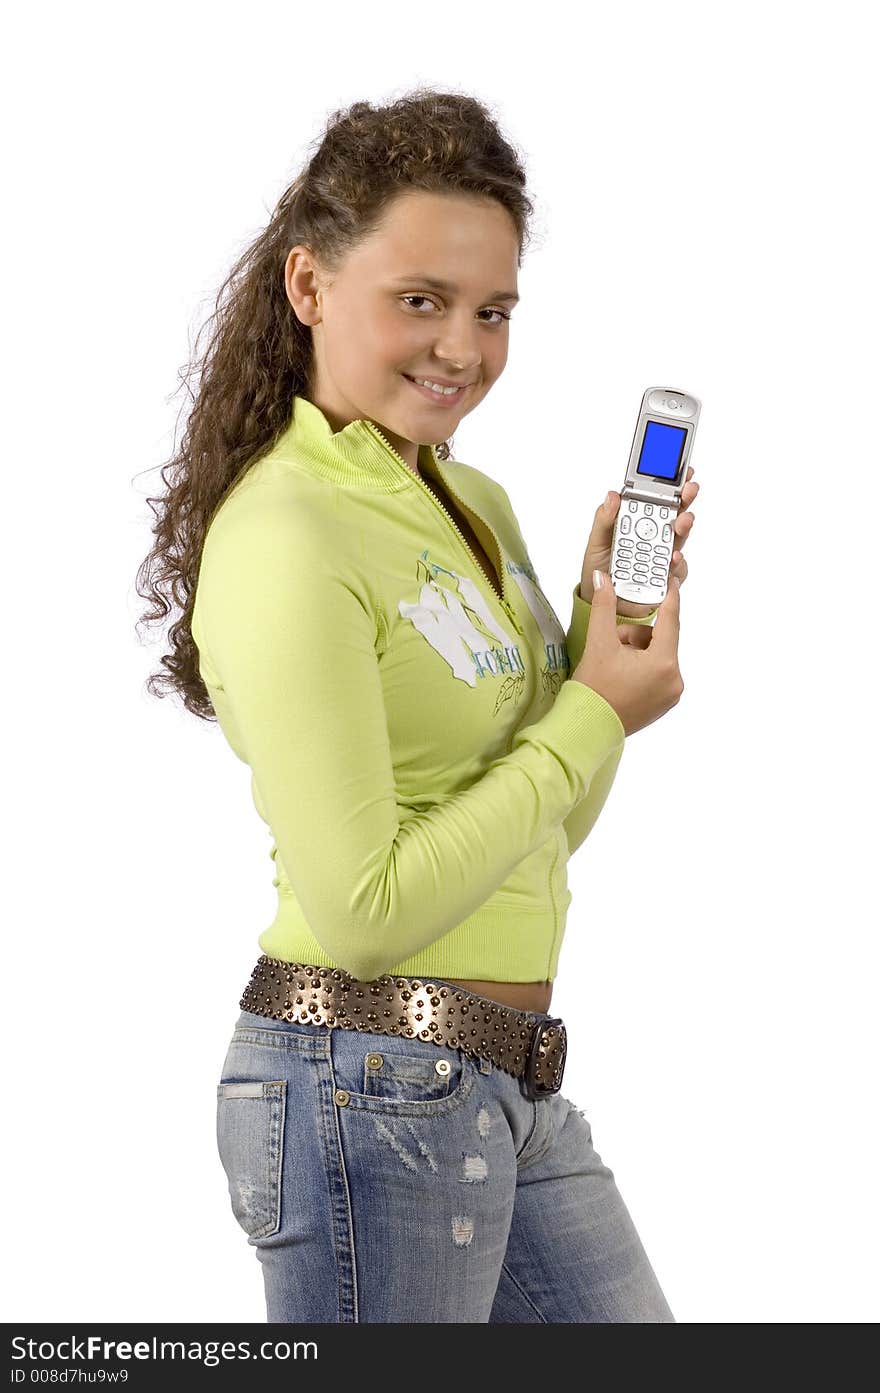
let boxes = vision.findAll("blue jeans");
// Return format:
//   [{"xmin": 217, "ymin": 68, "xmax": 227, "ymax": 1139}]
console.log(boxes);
[{"xmin": 216, "ymin": 994, "xmax": 675, "ymax": 1322}]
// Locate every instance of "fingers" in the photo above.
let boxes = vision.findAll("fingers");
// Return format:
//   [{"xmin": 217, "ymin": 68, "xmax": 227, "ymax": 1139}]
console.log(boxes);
[
  {"xmin": 652, "ymin": 569, "xmax": 681, "ymax": 646},
  {"xmin": 669, "ymin": 552, "xmax": 688, "ymax": 584},
  {"xmin": 673, "ymin": 478, "xmax": 697, "ymax": 554},
  {"xmin": 673, "ymin": 513, "xmax": 695, "ymax": 546},
  {"xmin": 587, "ymin": 492, "xmax": 619, "ymax": 552},
  {"xmin": 680, "ymin": 477, "xmax": 699, "ymax": 509},
  {"xmin": 671, "ymin": 478, "xmax": 697, "ymax": 573},
  {"xmin": 655, "ymin": 472, "xmax": 694, "ymax": 634},
  {"xmin": 587, "ymin": 571, "xmax": 620, "ymax": 640}
]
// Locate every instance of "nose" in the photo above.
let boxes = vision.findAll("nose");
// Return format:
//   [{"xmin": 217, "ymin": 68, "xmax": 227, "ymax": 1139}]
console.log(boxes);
[{"xmin": 432, "ymin": 314, "xmax": 482, "ymax": 375}]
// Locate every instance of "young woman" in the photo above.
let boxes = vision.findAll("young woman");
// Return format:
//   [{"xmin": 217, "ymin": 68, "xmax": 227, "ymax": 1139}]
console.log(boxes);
[{"xmin": 138, "ymin": 88, "xmax": 697, "ymax": 1322}]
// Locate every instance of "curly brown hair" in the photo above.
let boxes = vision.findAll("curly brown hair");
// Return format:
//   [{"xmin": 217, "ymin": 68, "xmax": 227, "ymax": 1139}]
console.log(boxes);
[{"xmin": 134, "ymin": 86, "xmax": 535, "ymax": 721}]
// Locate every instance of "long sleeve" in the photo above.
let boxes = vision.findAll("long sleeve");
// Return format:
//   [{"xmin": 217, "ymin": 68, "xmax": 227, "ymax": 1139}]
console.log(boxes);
[
  {"xmin": 195, "ymin": 504, "xmax": 628, "ymax": 981},
  {"xmin": 561, "ymin": 580, "xmax": 658, "ymax": 856}
]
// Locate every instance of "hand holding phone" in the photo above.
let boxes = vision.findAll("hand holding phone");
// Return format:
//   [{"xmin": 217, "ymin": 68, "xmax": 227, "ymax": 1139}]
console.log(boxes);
[{"xmin": 571, "ymin": 568, "xmax": 684, "ymax": 738}]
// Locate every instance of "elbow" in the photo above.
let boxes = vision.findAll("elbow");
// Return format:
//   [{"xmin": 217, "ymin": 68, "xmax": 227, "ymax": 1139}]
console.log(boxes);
[
  {"xmin": 311, "ymin": 917, "xmax": 396, "ymax": 984},
  {"xmin": 314, "ymin": 876, "xmax": 406, "ymax": 982},
  {"xmin": 327, "ymin": 946, "xmax": 395, "ymax": 984},
  {"xmin": 310, "ymin": 871, "xmax": 412, "ymax": 982}
]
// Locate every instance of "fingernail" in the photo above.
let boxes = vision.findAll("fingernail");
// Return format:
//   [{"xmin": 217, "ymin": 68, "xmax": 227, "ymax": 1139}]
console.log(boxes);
[
  {"xmin": 593, "ymin": 569, "xmax": 604, "ymax": 591},
  {"xmin": 605, "ymin": 491, "xmax": 613, "ymax": 507}
]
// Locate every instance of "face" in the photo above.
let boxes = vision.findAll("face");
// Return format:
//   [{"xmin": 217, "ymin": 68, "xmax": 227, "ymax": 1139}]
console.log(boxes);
[{"xmin": 284, "ymin": 189, "xmax": 520, "ymax": 470}]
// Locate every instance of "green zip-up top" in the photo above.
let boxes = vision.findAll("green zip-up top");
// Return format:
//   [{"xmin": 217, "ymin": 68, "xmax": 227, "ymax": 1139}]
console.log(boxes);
[{"xmin": 192, "ymin": 395, "xmax": 657, "ymax": 984}]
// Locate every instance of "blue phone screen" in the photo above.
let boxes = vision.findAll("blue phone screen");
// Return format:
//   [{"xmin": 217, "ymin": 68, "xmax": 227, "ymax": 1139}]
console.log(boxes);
[{"xmin": 636, "ymin": 420, "xmax": 687, "ymax": 481}]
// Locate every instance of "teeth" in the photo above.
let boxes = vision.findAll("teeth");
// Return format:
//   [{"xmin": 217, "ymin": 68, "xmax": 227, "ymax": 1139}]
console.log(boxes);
[{"xmin": 410, "ymin": 377, "xmax": 462, "ymax": 395}]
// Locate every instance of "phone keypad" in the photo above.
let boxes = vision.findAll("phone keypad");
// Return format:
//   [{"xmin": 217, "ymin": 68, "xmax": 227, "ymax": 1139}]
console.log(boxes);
[{"xmin": 613, "ymin": 499, "xmax": 674, "ymax": 590}]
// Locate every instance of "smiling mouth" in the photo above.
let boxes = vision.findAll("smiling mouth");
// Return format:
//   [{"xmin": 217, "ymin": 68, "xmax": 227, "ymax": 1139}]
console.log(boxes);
[{"xmin": 403, "ymin": 374, "xmax": 471, "ymax": 401}]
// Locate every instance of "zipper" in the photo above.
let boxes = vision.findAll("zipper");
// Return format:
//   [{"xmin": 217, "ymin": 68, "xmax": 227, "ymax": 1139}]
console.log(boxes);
[{"xmin": 364, "ymin": 421, "xmax": 524, "ymax": 635}]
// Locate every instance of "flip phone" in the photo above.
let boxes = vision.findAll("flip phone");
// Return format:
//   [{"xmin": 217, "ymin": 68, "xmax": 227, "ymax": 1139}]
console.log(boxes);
[{"xmin": 610, "ymin": 387, "xmax": 701, "ymax": 604}]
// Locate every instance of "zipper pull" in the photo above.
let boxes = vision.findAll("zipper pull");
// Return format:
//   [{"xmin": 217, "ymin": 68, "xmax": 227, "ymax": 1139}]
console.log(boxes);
[{"xmin": 501, "ymin": 598, "xmax": 524, "ymax": 634}]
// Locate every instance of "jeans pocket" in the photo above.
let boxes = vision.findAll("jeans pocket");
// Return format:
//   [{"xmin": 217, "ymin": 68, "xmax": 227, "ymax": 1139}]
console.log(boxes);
[
  {"xmin": 361, "ymin": 1049, "xmax": 463, "ymax": 1103},
  {"xmin": 327, "ymin": 1037, "xmax": 475, "ymax": 1116},
  {"xmin": 216, "ymin": 1079, "xmax": 286, "ymax": 1239}
]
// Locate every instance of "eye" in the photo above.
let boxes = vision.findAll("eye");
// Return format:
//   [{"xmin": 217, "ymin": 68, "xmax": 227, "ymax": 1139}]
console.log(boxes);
[{"xmin": 400, "ymin": 295, "xmax": 511, "ymax": 325}]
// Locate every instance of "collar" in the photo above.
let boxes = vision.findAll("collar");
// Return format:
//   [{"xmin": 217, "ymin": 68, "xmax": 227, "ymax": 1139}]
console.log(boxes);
[{"xmin": 274, "ymin": 394, "xmax": 444, "ymax": 492}]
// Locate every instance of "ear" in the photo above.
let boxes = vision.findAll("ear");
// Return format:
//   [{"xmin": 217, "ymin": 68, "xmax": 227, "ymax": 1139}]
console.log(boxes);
[{"xmin": 285, "ymin": 245, "xmax": 324, "ymax": 326}]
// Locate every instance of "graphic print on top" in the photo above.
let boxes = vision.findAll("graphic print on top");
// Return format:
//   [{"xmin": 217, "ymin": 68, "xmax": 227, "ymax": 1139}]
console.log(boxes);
[
  {"xmin": 398, "ymin": 551, "xmax": 525, "ymax": 713},
  {"xmin": 508, "ymin": 559, "xmax": 570, "ymax": 698}
]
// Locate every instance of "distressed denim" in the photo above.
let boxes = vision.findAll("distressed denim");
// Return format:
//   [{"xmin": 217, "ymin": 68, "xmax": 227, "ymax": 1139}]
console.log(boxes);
[{"xmin": 216, "ymin": 994, "xmax": 675, "ymax": 1323}]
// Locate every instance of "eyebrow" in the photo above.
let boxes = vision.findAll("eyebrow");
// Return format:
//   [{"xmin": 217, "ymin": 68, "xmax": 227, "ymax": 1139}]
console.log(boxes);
[{"xmin": 390, "ymin": 274, "xmax": 519, "ymax": 304}]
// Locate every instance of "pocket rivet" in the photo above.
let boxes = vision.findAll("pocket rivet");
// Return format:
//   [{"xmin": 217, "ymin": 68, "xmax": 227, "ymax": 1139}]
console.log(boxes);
[
  {"xmin": 434, "ymin": 1059, "xmax": 451, "ymax": 1076},
  {"xmin": 334, "ymin": 1088, "xmax": 351, "ymax": 1106},
  {"xmin": 366, "ymin": 1053, "xmax": 383, "ymax": 1069}
]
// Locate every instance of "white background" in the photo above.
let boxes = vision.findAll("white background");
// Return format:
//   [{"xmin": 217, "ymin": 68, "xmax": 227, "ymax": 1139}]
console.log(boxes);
[{"xmin": 3, "ymin": 0, "xmax": 877, "ymax": 1324}]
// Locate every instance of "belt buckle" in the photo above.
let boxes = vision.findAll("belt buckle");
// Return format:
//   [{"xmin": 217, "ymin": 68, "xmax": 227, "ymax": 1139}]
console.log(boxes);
[{"xmin": 521, "ymin": 1016, "xmax": 566, "ymax": 1101}]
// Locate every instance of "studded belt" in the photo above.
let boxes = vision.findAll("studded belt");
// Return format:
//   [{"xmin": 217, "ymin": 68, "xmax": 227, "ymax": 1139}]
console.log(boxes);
[{"xmin": 240, "ymin": 955, "xmax": 567, "ymax": 1102}]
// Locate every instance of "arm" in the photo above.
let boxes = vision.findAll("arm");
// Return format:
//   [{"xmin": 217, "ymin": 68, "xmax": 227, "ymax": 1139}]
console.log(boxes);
[
  {"xmin": 196, "ymin": 504, "xmax": 627, "ymax": 981},
  {"xmin": 562, "ymin": 581, "xmax": 658, "ymax": 857}
]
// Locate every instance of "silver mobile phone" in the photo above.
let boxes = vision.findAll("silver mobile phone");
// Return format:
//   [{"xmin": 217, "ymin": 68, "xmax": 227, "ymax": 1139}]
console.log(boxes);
[{"xmin": 610, "ymin": 386, "xmax": 701, "ymax": 604}]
